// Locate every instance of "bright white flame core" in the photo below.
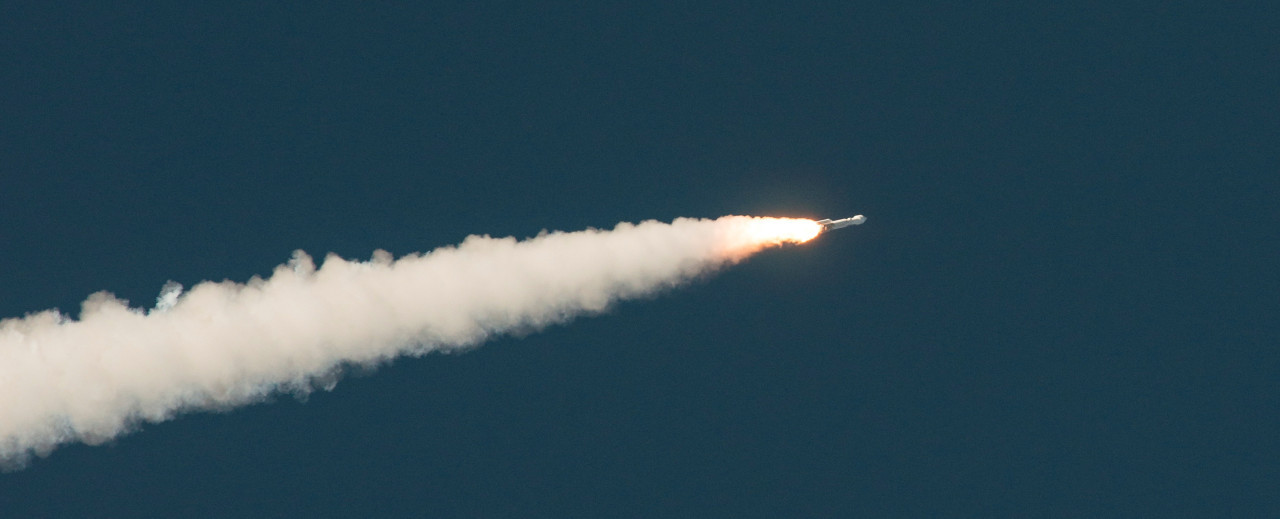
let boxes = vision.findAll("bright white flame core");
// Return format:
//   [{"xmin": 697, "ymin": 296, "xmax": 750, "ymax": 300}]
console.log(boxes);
[
  {"xmin": 713, "ymin": 216, "xmax": 822, "ymax": 260},
  {"xmin": 743, "ymin": 217, "xmax": 823, "ymax": 244}
]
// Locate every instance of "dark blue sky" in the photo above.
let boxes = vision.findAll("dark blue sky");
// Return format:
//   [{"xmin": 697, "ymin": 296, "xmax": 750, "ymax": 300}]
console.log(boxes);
[{"xmin": 2, "ymin": 2, "xmax": 1277, "ymax": 517}]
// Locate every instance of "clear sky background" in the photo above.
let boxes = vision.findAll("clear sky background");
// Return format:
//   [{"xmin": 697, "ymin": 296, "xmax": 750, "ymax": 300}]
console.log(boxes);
[{"xmin": 2, "ymin": 2, "xmax": 1276, "ymax": 517}]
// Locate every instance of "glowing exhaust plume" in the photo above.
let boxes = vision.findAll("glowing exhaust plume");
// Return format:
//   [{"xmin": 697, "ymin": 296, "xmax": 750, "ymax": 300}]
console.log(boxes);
[{"xmin": 0, "ymin": 215, "xmax": 821, "ymax": 467}]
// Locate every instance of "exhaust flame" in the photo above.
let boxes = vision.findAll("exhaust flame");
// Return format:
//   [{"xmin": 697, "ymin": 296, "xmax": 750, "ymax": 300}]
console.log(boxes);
[
  {"xmin": 705, "ymin": 216, "xmax": 822, "ymax": 261},
  {"xmin": 0, "ymin": 215, "xmax": 826, "ymax": 467},
  {"xmin": 741, "ymin": 218, "xmax": 823, "ymax": 246}
]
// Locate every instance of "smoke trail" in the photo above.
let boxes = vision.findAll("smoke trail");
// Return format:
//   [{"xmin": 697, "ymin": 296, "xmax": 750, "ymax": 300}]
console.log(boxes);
[{"xmin": 0, "ymin": 215, "xmax": 820, "ymax": 467}]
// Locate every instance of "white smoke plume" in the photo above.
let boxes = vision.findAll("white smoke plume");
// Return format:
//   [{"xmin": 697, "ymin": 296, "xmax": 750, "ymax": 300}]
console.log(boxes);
[{"xmin": 0, "ymin": 215, "xmax": 821, "ymax": 467}]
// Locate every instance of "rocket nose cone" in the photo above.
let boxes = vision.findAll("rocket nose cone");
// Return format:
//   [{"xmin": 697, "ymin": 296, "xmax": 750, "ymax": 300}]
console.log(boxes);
[{"xmin": 851, "ymin": 215, "xmax": 866, "ymax": 224}]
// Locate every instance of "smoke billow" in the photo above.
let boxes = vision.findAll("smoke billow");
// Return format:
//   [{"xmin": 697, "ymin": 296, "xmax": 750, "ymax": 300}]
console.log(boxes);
[{"xmin": 0, "ymin": 215, "xmax": 820, "ymax": 467}]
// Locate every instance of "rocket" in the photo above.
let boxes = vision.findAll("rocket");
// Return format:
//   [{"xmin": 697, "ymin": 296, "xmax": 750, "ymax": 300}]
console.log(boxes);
[{"xmin": 816, "ymin": 215, "xmax": 865, "ymax": 231}]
